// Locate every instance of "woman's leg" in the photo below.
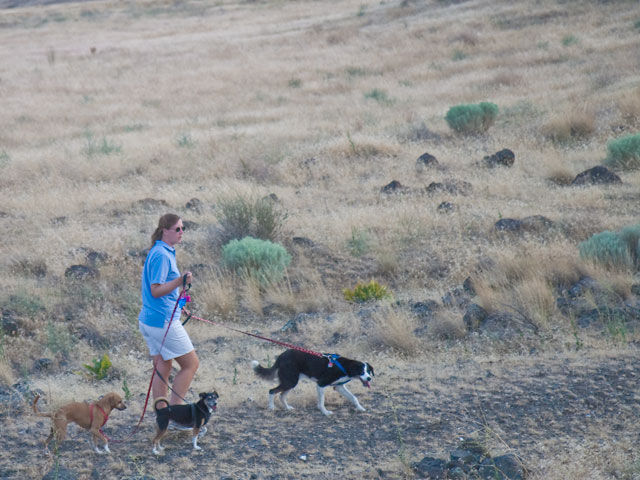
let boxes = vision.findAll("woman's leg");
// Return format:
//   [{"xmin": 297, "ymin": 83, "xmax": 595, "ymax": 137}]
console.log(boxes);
[
  {"xmin": 152, "ymin": 355, "xmax": 172, "ymax": 403},
  {"xmin": 170, "ymin": 350, "xmax": 199, "ymax": 405}
]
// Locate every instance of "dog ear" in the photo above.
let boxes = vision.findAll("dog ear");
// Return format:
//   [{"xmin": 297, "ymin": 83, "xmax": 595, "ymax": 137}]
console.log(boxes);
[
  {"xmin": 199, "ymin": 392, "xmax": 206, "ymax": 399},
  {"xmin": 368, "ymin": 363, "xmax": 375, "ymax": 376}
]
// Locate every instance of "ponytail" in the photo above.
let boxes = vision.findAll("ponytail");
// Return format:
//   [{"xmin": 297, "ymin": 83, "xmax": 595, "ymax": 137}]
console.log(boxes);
[{"xmin": 151, "ymin": 213, "xmax": 181, "ymax": 247}]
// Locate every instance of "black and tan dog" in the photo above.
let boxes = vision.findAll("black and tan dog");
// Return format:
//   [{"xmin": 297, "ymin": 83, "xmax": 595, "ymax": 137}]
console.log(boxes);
[
  {"xmin": 252, "ymin": 349, "xmax": 374, "ymax": 416},
  {"xmin": 33, "ymin": 392, "xmax": 126, "ymax": 453},
  {"xmin": 152, "ymin": 391, "xmax": 218, "ymax": 454}
]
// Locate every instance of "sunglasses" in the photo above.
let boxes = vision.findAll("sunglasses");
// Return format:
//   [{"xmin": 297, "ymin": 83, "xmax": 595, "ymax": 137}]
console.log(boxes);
[{"xmin": 174, "ymin": 226, "xmax": 185, "ymax": 232}]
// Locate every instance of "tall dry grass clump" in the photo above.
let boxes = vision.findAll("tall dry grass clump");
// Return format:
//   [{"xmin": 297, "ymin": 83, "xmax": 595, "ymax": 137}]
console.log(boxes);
[
  {"xmin": 541, "ymin": 106, "xmax": 596, "ymax": 143},
  {"xmin": 371, "ymin": 307, "xmax": 420, "ymax": 356}
]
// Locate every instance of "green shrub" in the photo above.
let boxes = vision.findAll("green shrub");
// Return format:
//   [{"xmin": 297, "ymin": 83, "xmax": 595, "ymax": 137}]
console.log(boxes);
[
  {"xmin": 46, "ymin": 321, "xmax": 76, "ymax": 358},
  {"xmin": 217, "ymin": 195, "xmax": 287, "ymax": 244},
  {"xmin": 343, "ymin": 279, "xmax": 392, "ymax": 303},
  {"xmin": 222, "ymin": 237, "xmax": 291, "ymax": 285},
  {"xmin": 364, "ymin": 88, "xmax": 391, "ymax": 105},
  {"xmin": 445, "ymin": 102, "xmax": 499, "ymax": 135},
  {"xmin": 579, "ymin": 230, "xmax": 634, "ymax": 269},
  {"xmin": 83, "ymin": 353, "xmax": 112, "ymax": 380},
  {"xmin": 603, "ymin": 133, "xmax": 640, "ymax": 170}
]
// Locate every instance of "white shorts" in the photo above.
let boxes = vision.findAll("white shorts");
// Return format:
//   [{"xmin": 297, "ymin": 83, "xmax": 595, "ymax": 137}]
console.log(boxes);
[{"xmin": 139, "ymin": 320, "xmax": 194, "ymax": 361}]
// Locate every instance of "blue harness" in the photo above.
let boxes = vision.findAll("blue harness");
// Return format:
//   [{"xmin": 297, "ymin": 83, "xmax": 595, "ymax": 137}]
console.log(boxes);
[{"xmin": 324, "ymin": 354, "xmax": 351, "ymax": 386}]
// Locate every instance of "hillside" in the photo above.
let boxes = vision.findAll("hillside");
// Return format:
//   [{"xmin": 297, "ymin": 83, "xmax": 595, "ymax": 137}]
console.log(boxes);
[{"xmin": 1, "ymin": 0, "xmax": 640, "ymax": 479}]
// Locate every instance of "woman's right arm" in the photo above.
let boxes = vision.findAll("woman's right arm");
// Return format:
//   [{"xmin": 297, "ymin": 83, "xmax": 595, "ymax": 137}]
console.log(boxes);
[{"xmin": 150, "ymin": 271, "xmax": 192, "ymax": 298}]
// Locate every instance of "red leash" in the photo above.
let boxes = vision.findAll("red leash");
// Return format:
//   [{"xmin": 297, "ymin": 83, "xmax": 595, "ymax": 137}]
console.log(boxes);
[{"xmin": 181, "ymin": 309, "xmax": 325, "ymax": 358}]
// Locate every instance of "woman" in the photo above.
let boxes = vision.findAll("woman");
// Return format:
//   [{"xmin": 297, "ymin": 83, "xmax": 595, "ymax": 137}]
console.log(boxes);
[{"xmin": 138, "ymin": 213, "xmax": 199, "ymax": 409}]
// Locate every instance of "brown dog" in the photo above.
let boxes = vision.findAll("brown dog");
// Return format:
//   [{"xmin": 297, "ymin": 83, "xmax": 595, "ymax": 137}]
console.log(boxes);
[{"xmin": 33, "ymin": 392, "xmax": 126, "ymax": 453}]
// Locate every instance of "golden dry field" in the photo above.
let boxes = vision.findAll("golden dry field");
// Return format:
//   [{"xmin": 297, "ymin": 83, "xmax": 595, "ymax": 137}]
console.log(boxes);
[{"xmin": 2, "ymin": 0, "xmax": 640, "ymax": 479}]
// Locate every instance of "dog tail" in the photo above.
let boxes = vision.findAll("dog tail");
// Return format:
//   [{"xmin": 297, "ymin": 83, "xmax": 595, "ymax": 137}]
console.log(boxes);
[
  {"xmin": 154, "ymin": 397, "xmax": 170, "ymax": 411},
  {"xmin": 251, "ymin": 360, "xmax": 277, "ymax": 380},
  {"xmin": 32, "ymin": 394, "xmax": 51, "ymax": 418}
]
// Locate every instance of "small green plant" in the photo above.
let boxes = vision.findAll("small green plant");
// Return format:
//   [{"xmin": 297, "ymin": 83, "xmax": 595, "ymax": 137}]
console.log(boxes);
[
  {"xmin": 562, "ymin": 34, "xmax": 578, "ymax": 46},
  {"xmin": 233, "ymin": 366, "xmax": 238, "ymax": 385},
  {"xmin": 347, "ymin": 227, "xmax": 370, "ymax": 257},
  {"xmin": 217, "ymin": 194, "xmax": 287, "ymax": 243},
  {"xmin": 288, "ymin": 78, "xmax": 302, "ymax": 88},
  {"xmin": 635, "ymin": 19, "xmax": 640, "ymax": 30},
  {"xmin": 176, "ymin": 132, "xmax": 195, "ymax": 148},
  {"xmin": 83, "ymin": 353, "xmax": 112, "ymax": 380},
  {"xmin": 343, "ymin": 279, "xmax": 392, "ymax": 303},
  {"xmin": 578, "ymin": 230, "xmax": 635, "ymax": 270},
  {"xmin": 452, "ymin": 49, "xmax": 467, "ymax": 61},
  {"xmin": 46, "ymin": 321, "xmax": 76, "ymax": 358},
  {"xmin": 445, "ymin": 102, "xmax": 499, "ymax": 135},
  {"xmin": 122, "ymin": 376, "xmax": 132, "ymax": 401},
  {"xmin": 0, "ymin": 151, "xmax": 9, "ymax": 168},
  {"xmin": 83, "ymin": 131, "xmax": 122, "ymax": 157},
  {"xmin": 364, "ymin": 88, "xmax": 391, "ymax": 105},
  {"xmin": 222, "ymin": 237, "xmax": 292, "ymax": 285},
  {"xmin": 603, "ymin": 133, "xmax": 640, "ymax": 170}
]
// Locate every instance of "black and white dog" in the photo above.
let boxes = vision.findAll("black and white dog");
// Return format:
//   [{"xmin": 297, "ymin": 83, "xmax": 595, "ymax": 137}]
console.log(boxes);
[
  {"xmin": 152, "ymin": 391, "xmax": 218, "ymax": 454},
  {"xmin": 252, "ymin": 349, "xmax": 374, "ymax": 416}
]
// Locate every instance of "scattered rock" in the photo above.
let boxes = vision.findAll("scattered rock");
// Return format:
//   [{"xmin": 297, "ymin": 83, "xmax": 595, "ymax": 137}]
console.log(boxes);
[
  {"xmin": 86, "ymin": 250, "xmax": 109, "ymax": 267},
  {"xmin": 426, "ymin": 179, "xmax": 472, "ymax": 196},
  {"xmin": 185, "ymin": 197, "xmax": 203, "ymax": 212},
  {"xmin": 182, "ymin": 220, "xmax": 199, "ymax": 231},
  {"xmin": 463, "ymin": 303, "xmax": 489, "ymax": 330},
  {"xmin": 64, "ymin": 265, "xmax": 100, "ymax": 280},
  {"xmin": 494, "ymin": 215, "xmax": 555, "ymax": 234},
  {"xmin": 571, "ymin": 166, "xmax": 622, "ymax": 186},
  {"xmin": 292, "ymin": 237, "xmax": 315, "ymax": 248},
  {"xmin": 380, "ymin": 180, "xmax": 407, "ymax": 194},
  {"xmin": 135, "ymin": 198, "xmax": 169, "ymax": 211},
  {"xmin": 416, "ymin": 152, "xmax": 438, "ymax": 172},
  {"xmin": 411, "ymin": 300, "xmax": 439, "ymax": 320},
  {"xmin": 437, "ymin": 201, "xmax": 455, "ymax": 213},
  {"xmin": 482, "ymin": 148, "xmax": 515, "ymax": 168},
  {"xmin": 413, "ymin": 456, "xmax": 448, "ymax": 479}
]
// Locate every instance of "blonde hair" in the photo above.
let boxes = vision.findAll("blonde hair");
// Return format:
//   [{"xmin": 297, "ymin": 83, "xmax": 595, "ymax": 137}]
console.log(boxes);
[{"xmin": 151, "ymin": 213, "xmax": 181, "ymax": 247}]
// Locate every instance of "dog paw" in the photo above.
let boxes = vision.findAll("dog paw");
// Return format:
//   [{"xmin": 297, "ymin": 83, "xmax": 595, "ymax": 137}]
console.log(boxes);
[
  {"xmin": 193, "ymin": 445, "xmax": 202, "ymax": 451},
  {"xmin": 357, "ymin": 406, "xmax": 366, "ymax": 412},
  {"xmin": 95, "ymin": 447, "xmax": 106, "ymax": 455},
  {"xmin": 321, "ymin": 410, "xmax": 333, "ymax": 416},
  {"xmin": 153, "ymin": 448, "xmax": 162, "ymax": 456}
]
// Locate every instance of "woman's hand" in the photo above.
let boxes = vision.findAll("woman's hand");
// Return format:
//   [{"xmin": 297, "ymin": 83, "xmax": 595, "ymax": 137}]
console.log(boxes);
[{"xmin": 151, "ymin": 272, "xmax": 193, "ymax": 298}]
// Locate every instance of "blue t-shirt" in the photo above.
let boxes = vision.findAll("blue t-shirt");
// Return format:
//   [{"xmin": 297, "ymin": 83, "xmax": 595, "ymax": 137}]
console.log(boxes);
[{"xmin": 138, "ymin": 241, "xmax": 182, "ymax": 328}]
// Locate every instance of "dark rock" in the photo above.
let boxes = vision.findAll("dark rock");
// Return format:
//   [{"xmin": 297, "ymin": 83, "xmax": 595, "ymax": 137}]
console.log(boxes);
[
  {"xmin": 450, "ymin": 449, "xmax": 477, "ymax": 464},
  {"xmin": 426, "ymin": 179, "xmax": 472, "ymax": 196},
  {"xmin": 483, "ymin": 148, "xmax": 515, "ymax": 168},
  {"xmin": 571, "ymin": 166, "xmax": 622, "ymax": 186},
  {"xmin": 86, "ymin": 250, "xmax": 109, "ymax": 267},
  {"xmin": 182, "ymin": 220, "xmax": 199, "ymax": 231},
  {"xmin": 437, "ymin": 201, "xmax": 455, "ymax": 213},
  {"xmin": 568, "ymin": 277, "xmax": 598, "ymax": 298},
  {"xmin": 442, "ymin": 288, "xmax": 469, "ymax": 309},
  {"xmin": 480, "ymin": 312, "xmax": 522, "ymax": 337},
  {"xmin": 463, "ymin": 303, "xmax": 489, "ymax": 330},
  {"xmin": 413, "ymin": 456, "xmax": 448, "ymax": 479},
  {"xmin": 292, "ymin": 237, "xmax": 315, "ymax": 248},
  {"xmin": 459, "ymin": 438, "xmax": 490, "ymax": 456},
  {"xmin": 494, "ymin": 218, "xmax": 523, "ymax": 232},
  {"xmin": 463, "ymin": 276, "xmax": 476, "ymax": 295},
  {"xmin": 381, "ymin": 180, "xmax": 407, "ymax": 194},
  {"xmin": 64, "ymin": 265, "xmax": 99, "ymax": 280},
  {"xmin": 416, "ymin": 152, "xmax": 438, "ymax": 170},
  {"xmin": 632, "ymin": 284, "xmax": 640, "ymax": 296},
  {"xmin": 412, "ymin": 300, "xmax": 439, "ymax": 319},
  {"xmin": 1, "ymin": 313, "xmax": 19, "ymax": 336},
  {"xmin": 135, "ymin": 197, "xmax": 169, "ymax": 211},
  {"xmin": 33, "ymin": 358, "xmax": 54, "ymax": 372},
  {"xmin": 478, "ymin": 454, "xmax": 524, "ymax": 479},
  {"xmin": 51, "ymin": 216, "xmax": 67, "ymax": 225},
  {"xmin": 185, "ymin": 197, "xmax": 203, "ymax": 212}
]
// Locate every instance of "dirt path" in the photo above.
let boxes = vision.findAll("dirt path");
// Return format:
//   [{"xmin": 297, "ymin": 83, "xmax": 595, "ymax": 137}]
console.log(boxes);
[{"xmin": 3, "ymin": 349, "xmax": 639, "ymax": 479}]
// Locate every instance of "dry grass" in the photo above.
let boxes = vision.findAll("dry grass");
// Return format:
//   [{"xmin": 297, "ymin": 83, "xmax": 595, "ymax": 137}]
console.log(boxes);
[{"xmin": 1, "ymin": 0, "xmax": 640, "ymax": 477}]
